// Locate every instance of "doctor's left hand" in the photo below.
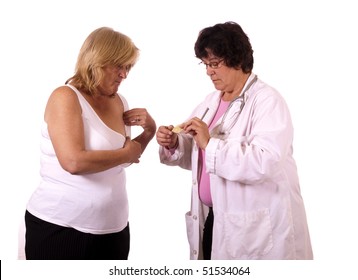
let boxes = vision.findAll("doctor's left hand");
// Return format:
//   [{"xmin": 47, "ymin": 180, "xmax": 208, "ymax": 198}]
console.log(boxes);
[{"xmin": 183, "ymin": 117, "xmax": 210, "ymax": 150}]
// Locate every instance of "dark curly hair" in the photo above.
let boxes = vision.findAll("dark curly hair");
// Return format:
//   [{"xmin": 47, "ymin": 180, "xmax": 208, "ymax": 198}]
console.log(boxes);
[{"xmin": 194, "ymin": 21, "xmax": 254, "ymax": 73}]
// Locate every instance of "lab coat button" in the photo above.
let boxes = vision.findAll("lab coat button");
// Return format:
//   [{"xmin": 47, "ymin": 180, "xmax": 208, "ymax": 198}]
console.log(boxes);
[
  {"xmin": 193, "ymin": 215, "xmax": 197, "ymax": 220},
  {"xmin": 193, "ymin": 249, "xmax": 198, "ymax": 255}
]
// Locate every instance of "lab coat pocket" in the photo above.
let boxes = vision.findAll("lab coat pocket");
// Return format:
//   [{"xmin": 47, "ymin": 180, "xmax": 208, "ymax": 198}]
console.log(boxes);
[
  {"xmin": 223, "ymin": 208, "xmax": 273, "ymax": 259},
  {"xmin": 185, "ymin": 211, "xmax": 196, "ymax": 252}
]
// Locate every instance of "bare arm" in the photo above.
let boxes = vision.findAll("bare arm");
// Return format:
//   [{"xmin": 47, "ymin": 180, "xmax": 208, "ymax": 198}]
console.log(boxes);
[
  {"xmin": 123, "ymin": 108, "xmax": 157, "ymax": 153},
  {"xmin": 45, "ymin": 86, "xmax": 142, "ymax": 174}
]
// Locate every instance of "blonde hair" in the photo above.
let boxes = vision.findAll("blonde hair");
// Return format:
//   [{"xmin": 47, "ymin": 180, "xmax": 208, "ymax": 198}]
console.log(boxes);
[{"xmin": 66, "ymin": 27, "xmax": 139, "ymax": 95}]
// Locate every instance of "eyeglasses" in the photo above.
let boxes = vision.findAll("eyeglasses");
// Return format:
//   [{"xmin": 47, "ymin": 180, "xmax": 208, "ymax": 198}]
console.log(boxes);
[
  {"xmin": 117, "ymin": 64, "xmax": 132, "ymax": 74},
  {"xmin": 199, "ymin": 59, "xmax": 224, "ymax": 69}
]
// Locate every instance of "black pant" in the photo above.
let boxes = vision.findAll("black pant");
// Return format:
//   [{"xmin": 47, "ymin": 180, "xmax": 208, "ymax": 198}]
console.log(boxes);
[
  {"xmin": 25, "ymin": 210, "xmax": 130, "ymax": 260},
  {"xmin": 202, "ymin": 207, "xmax": 214, "ymax": 260}
]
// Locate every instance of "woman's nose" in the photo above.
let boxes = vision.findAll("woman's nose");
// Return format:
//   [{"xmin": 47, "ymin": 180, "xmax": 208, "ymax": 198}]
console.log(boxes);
[
  {"xmin": 206, "ymin": 67, "xmax": 215, "ymax": 76},
  {"xmin": 119, "ymin": 71, "xmax": 127, "ymax": 79}
]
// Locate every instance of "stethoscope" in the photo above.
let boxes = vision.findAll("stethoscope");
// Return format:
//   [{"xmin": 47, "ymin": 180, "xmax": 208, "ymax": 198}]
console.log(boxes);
[{"xmin": 213, "ymin": 74, "xmax": 258, "ymax": 136}]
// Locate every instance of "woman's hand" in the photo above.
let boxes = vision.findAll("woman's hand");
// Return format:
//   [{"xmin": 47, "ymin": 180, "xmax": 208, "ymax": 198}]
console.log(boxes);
[
  {"xmin": 183, "ymin": 117, "xmax": 210, "ymax": 149},
  {"xmin": 123, "ymin": 137, "xmax": 142, "ymax": 163},
  {"xmin": 124, "ymin": 108, "xmax": 157, "ymax": 154},
  {"xmin": 156, "ymin": 125, "xmax": 178, "ymax": 149},
  {"xmin": 123, "ymin": 108, "xmax": 156, "ymax": 136}
]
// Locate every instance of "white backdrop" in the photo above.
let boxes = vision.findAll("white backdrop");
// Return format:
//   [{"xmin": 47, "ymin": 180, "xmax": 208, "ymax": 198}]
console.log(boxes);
[{"xmin": 1, "ymin": 0, "xmax": 357, "ymax": 279}]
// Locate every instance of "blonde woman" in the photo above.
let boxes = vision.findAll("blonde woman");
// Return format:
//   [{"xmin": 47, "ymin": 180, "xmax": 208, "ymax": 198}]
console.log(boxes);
[{"xmin": 25, "ymin": 27, "xmax": 156, "ymax": 260}]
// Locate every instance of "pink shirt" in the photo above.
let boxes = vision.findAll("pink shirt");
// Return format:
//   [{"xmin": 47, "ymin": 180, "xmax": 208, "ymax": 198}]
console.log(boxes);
[{"xmin": 199, "ymin": 98, "xmax": 230, "ymax": 206}]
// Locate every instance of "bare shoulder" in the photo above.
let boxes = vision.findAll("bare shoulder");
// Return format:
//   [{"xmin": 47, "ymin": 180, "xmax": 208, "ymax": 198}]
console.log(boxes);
[
  {"xmin": 49, "ymin": 85, "xmax": 78, "ymax": 100},
  {"xmin": 46, "ymin": 85, "xmax": 81, "ymax": 107},
  {"xmin": 45, "ymin": 85, "xmax": 81, "ymax": 121}
]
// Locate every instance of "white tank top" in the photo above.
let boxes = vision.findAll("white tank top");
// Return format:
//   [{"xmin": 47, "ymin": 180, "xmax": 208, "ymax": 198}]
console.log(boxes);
[{"xmin": 27, "ymin": 85, "xmax": 131, "ymax": 234}]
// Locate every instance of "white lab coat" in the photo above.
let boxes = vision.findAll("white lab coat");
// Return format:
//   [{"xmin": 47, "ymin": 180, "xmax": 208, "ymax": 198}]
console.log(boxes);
[{"xmin": 159, "ymin": 73, "xmax": 313, "ymax": 260}]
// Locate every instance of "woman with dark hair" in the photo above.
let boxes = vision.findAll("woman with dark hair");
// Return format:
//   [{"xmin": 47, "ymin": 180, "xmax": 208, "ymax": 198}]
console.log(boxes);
[
  {"xmin": 156, "ymin": 22, "xmax": 313, "ymax": 260},
  {"xmin": 25, "ymin": 27, "xmax": 156, "ymax": 260}
]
